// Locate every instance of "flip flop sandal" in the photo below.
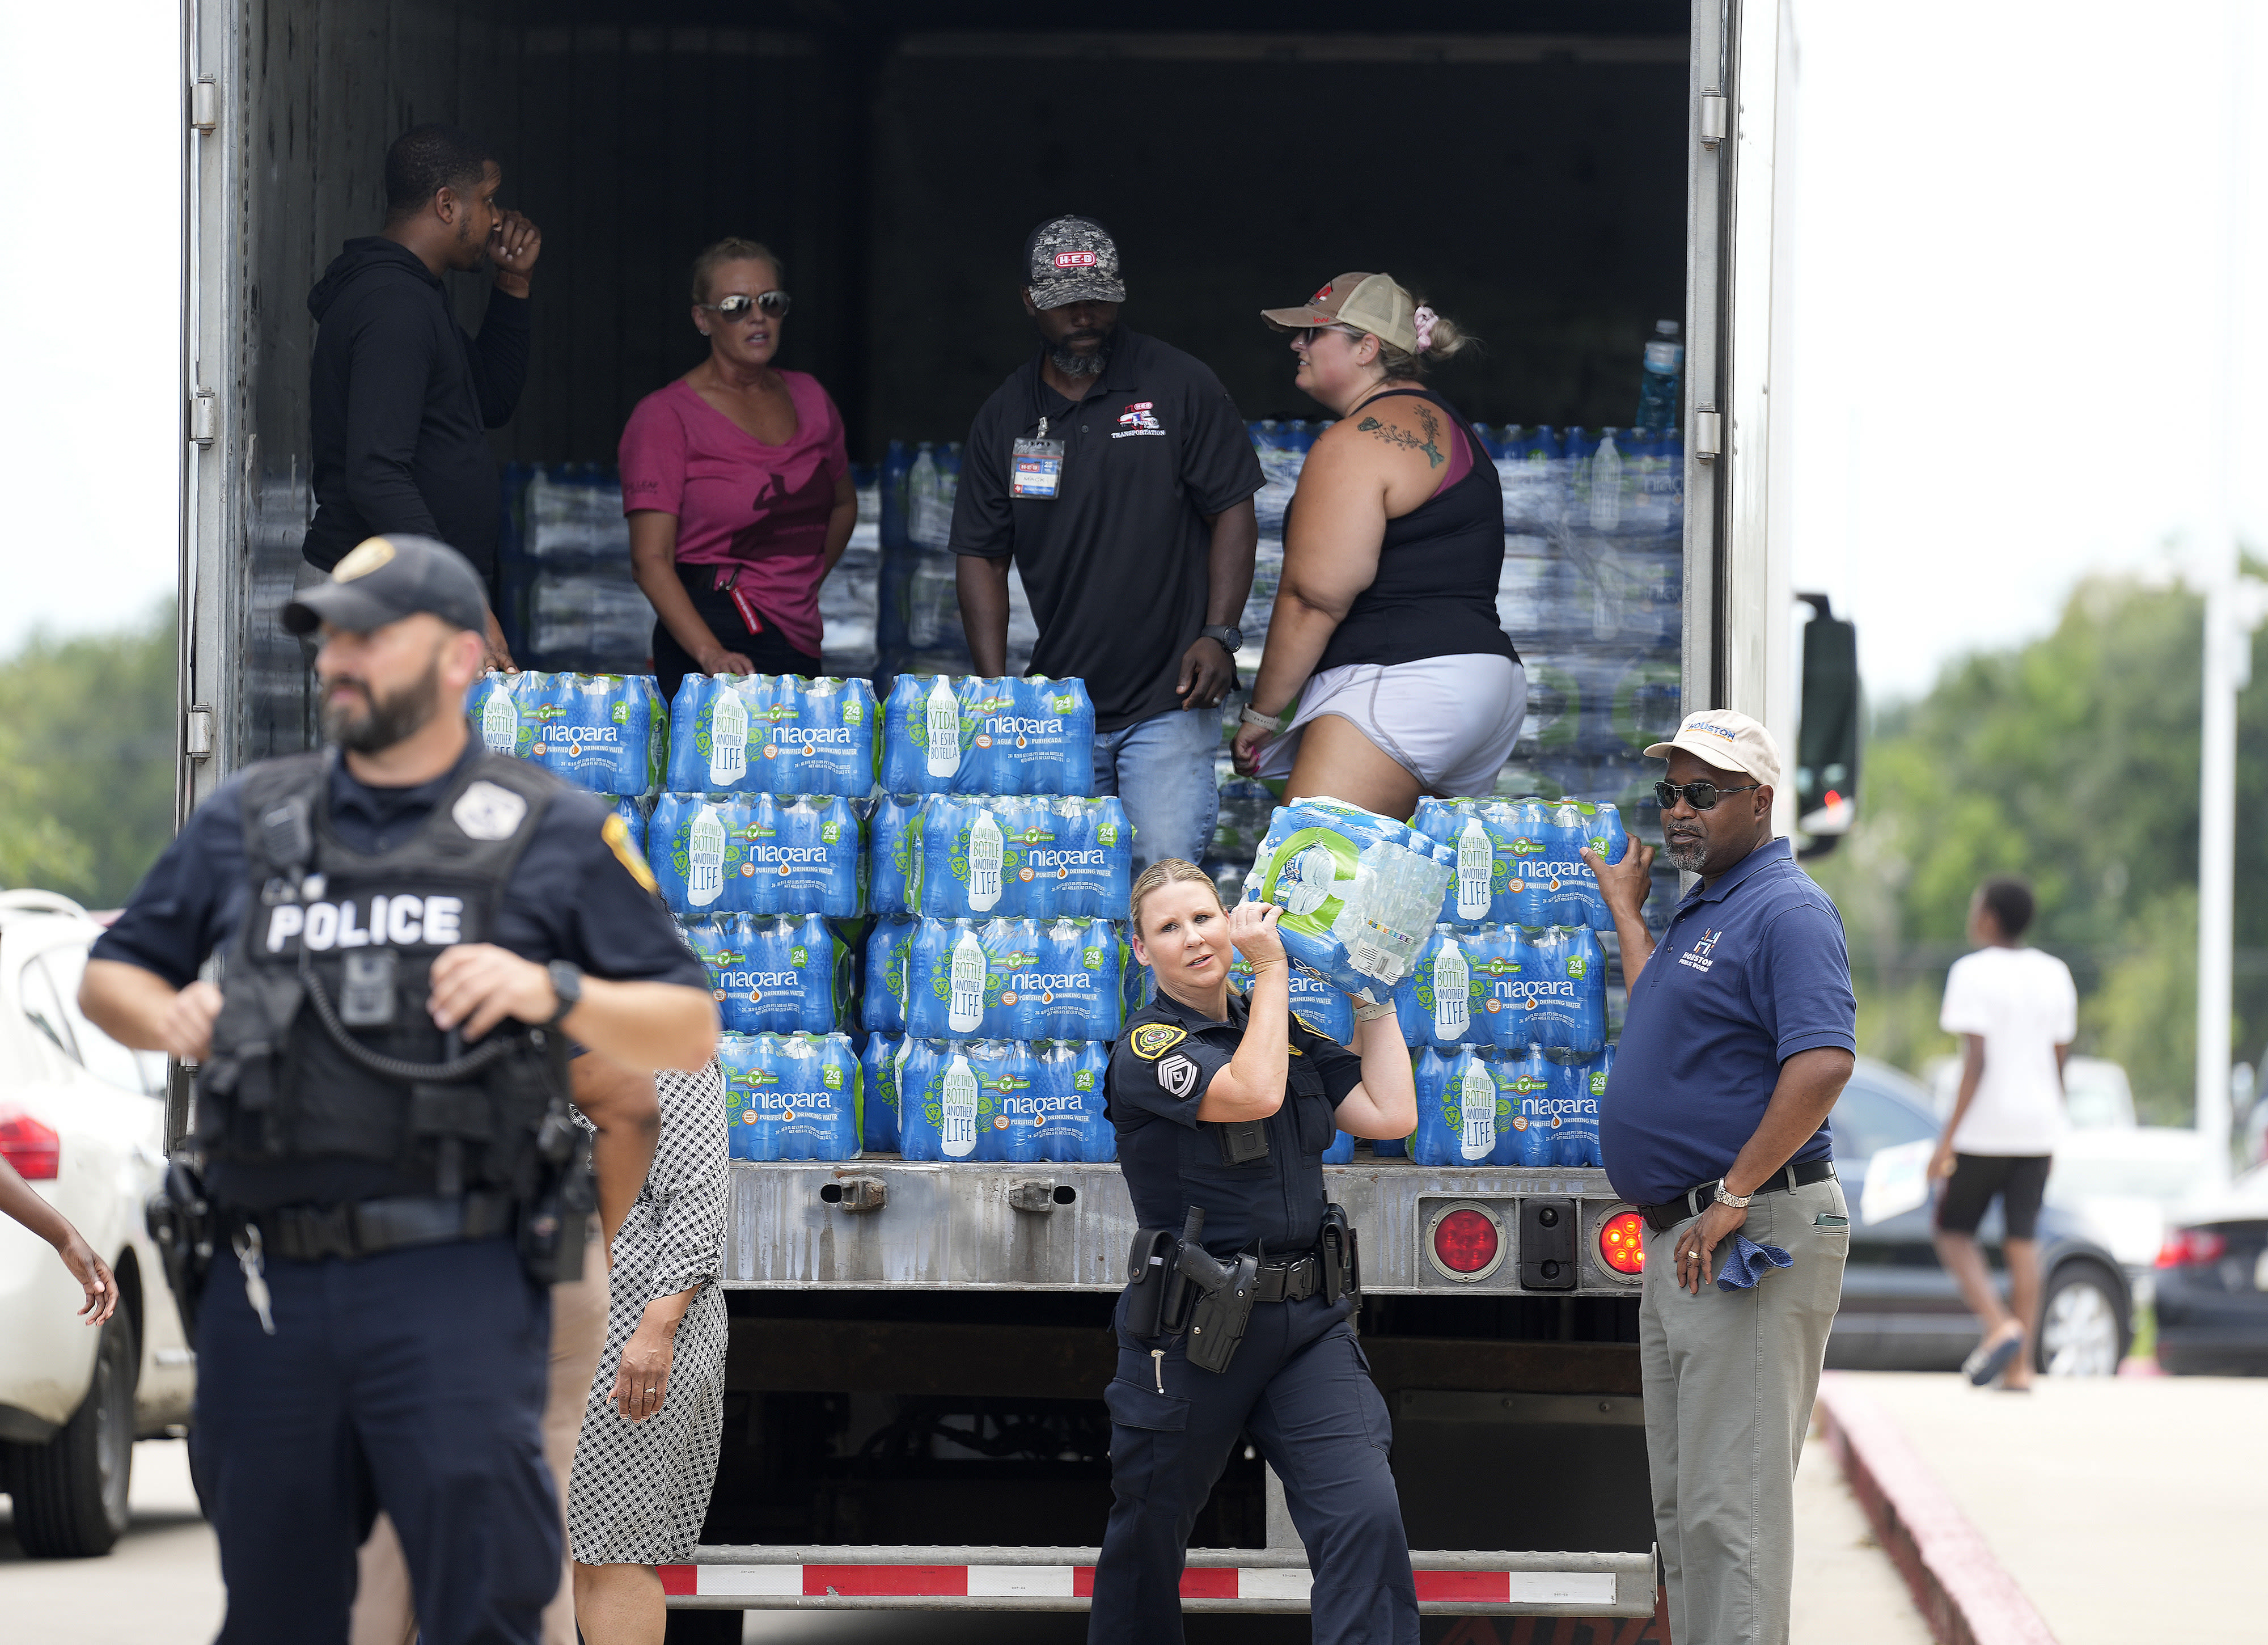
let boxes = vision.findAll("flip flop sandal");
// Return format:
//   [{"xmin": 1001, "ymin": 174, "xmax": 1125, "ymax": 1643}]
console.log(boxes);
[{"xmin": 1962, "ymin": 1333, "xmax": 2024, "ymax": 1387}]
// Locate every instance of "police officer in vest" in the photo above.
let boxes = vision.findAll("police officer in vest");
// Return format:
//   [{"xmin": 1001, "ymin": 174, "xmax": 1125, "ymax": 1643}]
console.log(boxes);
[
  {"xmin": 81, "ymin": 535, "xmax": 718, "ymax": 1645},
  {"xmin": 1095, "ymin": 859, "xmax": 1421, "ymax": 1645}
]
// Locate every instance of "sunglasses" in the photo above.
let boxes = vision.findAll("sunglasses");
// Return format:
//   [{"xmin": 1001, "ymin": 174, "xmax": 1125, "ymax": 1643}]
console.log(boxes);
[
  {"xmin": 1654, "ymin": 780, "xmax": 1761, "ymax": 812},
  {"xmin": 1293, "ymin": 323, "xmax": 1364, "ymax": 347},
  {"xmin": 701, "ymin": 290, "xmax": 791, "ymax": 322}
]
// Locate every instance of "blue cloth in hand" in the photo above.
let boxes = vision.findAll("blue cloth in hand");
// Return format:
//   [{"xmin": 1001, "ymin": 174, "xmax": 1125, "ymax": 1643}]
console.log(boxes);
[{"xmin": 1715, "ymin": 1234, "xmax": 1793, "ymax": 1291}]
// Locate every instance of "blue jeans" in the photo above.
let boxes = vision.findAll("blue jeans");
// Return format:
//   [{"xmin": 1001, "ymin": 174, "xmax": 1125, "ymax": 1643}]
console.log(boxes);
[{"xmin": 1091, "ymin": 706, "xmax": 1221, "ymax": 873}]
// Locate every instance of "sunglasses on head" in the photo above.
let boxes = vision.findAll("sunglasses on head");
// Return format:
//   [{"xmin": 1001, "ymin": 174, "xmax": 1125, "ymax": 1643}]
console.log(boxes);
[
  {"xmin": 1654, "ymin": 780, "xmax": 1761, "ymax": 812},
  {"xmin": 701, "ymin": 290, "xmax": 791, "ymax": 322}
]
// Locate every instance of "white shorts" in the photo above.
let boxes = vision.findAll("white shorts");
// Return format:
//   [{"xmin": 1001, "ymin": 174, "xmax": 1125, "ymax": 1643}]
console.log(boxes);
[{"xmin": 1258, "ymin": 654, "xmax": 1527, "ymax": 798}]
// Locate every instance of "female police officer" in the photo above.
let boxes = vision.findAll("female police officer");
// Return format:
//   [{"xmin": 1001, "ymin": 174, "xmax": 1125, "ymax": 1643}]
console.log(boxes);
[{"xmin": 1090, "ymin": 859, "xmax": 1420, "ymax": 1645}]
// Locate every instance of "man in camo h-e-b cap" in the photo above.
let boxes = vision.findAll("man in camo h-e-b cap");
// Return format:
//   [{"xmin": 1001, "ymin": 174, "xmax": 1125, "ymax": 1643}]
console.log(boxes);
[{"xmin": 947, "ymin": 215, "xmax": 1265, "ymax": 874}]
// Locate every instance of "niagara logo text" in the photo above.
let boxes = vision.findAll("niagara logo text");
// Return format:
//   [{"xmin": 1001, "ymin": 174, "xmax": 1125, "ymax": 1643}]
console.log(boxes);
[
  {"xmin": 1001, "ymin": 1093, "xmax": 1086, "ymax": 1117},
  {"xmin": 753, "ymin": 845, "xmax": 831, "ymax": 865},
  {"xmin": 717, "ymin": 970, "xmax": 801, "ymax": 991},
  {"xmin": 774, "ymin": 725, "xmax": 854, "ymax": 746},
  {"xmin": 1009, "ymin": 971, "xmax": 1095, "ymax": 993},
  {"xmin": 1027, "ymin": 848, "xmax": 1107, "ymax": 870},
  {"xmin": 547, "ymin": 724, "xmax": 619, "ymax": 744},
  {"xmin": 981, "ymin": 716, "xmax": 1065, "ymax": 737}
]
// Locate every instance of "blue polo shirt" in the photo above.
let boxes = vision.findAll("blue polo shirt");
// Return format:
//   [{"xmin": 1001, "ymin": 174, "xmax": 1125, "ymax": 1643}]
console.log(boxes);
[{"xmin": 1600, "ymin": 837, "xmax": 1856, "ymax": 1206}]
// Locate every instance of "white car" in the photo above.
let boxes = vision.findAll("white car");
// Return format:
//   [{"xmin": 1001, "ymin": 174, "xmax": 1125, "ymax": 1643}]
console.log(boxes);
[
  {"xmin": 0, "ymin": 891, "xmax": 195, "ymax": 1556},
  {"xmin": 2045, "ymin": 1124, "xmax": 2216, "ymax": 1286}
]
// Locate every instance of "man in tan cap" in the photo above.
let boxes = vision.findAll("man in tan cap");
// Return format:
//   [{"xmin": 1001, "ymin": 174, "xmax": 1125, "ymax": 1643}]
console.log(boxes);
[{"xmin": 1584, "ymin": 709, "xmax": 1856, "ymax": 1645}]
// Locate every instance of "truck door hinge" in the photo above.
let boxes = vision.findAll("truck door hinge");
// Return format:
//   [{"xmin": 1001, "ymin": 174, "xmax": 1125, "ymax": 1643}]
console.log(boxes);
[
  {"xmin": 1699, "ymin": 92, "xmax": 1727, "ymax": 148},
  {"xmin": 191, "ymin": 78, "xmax": 219, "ymax": 134},
  {"xmin": 190, "ymin": 389, "xmax": 217, "ymax": 447},
  {"xmin": 184, "ymin": 707, "xmax": 215, "ymax": 759},
  {"xmin": 1694, "ymin": 408, "xmax": 1723, "ymax": 460}
]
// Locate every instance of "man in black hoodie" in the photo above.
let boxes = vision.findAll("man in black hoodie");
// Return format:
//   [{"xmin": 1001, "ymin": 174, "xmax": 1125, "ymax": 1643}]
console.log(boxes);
[{"xmin": 304, "ymin": 124, "xmax": 540, "ymax": 666}]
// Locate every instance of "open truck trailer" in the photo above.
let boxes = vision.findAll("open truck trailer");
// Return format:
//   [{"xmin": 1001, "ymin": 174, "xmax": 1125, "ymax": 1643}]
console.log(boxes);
[{"xmin": 176, "ymin": 0, "xmax": 1800, "ymax": 1633}]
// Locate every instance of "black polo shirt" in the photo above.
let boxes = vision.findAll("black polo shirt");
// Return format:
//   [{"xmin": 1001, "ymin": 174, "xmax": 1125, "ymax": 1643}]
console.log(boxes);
[
  {"xmin": 93, "ymin": 737, "xmax": 708, "ymax": 1209},
  {"xmin": 950, "ymin": 329, "xmax": 1264, "ymax": 733},
  {"xmin": 1106, "ymin": 986, "xmax": 1364, "ymax": 1257}
]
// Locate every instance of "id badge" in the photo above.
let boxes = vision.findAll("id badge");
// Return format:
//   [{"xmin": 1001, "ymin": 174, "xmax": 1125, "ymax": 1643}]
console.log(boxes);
[{"xmin": 1010, "ymin": 437, "xmax": 1066, "ymax": 501}]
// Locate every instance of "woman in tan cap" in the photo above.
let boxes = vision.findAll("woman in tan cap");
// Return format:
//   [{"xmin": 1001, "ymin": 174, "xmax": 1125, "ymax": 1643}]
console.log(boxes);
[{"xmin": 1230, "ymin": 272, "xmax": 1526, "ymax": 818}]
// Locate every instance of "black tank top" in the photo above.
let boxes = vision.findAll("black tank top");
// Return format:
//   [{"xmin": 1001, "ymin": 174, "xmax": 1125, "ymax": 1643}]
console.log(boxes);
[{"xmin": 1304, "ymin": 387, "xmax": 1518, "ymax": 673}]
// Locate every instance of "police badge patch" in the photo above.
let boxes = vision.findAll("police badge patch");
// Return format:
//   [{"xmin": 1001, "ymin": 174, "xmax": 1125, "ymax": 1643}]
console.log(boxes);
[
  {"xmin": 1157, "ymin": 1053, "xmax": 1199, "ymax": 1099},
  {"xmin": 452, "ymin": 780, "xmax": 528, "ymax": 841},
  {"xmin": 1127, "ymin": 1023, "xmax": 1187, "ymax": 1060}
]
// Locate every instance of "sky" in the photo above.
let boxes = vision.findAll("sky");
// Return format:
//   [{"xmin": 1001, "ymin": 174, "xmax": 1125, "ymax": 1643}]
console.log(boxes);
[{"xmin": 3, "ymin": 1, "xmax": 2263, "ymax": 707}]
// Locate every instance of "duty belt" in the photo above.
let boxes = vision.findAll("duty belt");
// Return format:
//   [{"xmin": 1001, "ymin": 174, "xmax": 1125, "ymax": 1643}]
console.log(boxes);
[
  {"xmin": 1639, "ymin": 1159, "xmax": 1838, "ymax": 1235},
  {"xmin": 231, "ymin": 1191, "xmax": 518, "ymax": 1262}
]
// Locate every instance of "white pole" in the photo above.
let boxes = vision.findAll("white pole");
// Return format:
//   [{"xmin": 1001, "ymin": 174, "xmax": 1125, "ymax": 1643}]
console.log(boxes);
[{"xmin": 2196, "ymin": 0, "xmax": 2246, "ymax": 1189}]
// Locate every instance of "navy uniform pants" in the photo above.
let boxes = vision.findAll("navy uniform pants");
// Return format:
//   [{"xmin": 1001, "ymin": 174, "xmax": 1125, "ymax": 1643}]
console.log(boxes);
[
  {"xmin": 191, "ymin": 1234, "xmax": 558, "ymax": 1645},
  {"xmin": 1088, "ymin": 1288, "xmax": 1418, "ymax": 1645}
]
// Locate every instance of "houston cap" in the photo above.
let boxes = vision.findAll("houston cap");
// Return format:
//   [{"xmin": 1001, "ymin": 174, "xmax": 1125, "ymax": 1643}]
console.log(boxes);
[
  {"xmin": 1261, "ymin": 271, "xmax": 1420, "ymax": 355},
  {"xmin": 1024, "ymin": 215, "xmax": 1125, "ymax": 309},
  {"xmin": 1644, "ymin": 709, "xmax": 1783, "ymax": 790},
  {"xmin": 282, "ymin": 534, "xmax": 489, "ymax": 637}
]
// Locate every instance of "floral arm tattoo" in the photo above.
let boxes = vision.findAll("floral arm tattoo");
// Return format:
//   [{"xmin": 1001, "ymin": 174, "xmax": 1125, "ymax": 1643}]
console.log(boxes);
[{"xmin": 1356, "ymin": 404, "xmax": 1446, "ymax": 469}]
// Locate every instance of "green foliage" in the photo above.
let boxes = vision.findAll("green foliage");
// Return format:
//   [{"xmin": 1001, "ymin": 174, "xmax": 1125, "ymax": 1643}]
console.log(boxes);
[
  {"xmin": 1814, "ymin": 572, "xmax": 2268, "ymax": 1124},
  {"xmin": 0, "ymin": 603, "xmax": 177, "ymax": 909}
]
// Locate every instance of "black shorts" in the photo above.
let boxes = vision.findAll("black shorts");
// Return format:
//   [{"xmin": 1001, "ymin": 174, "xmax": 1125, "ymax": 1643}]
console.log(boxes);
[{"xmin": 1935, "ymin": 1153, "xmax": 2051, "ymax": 1240}]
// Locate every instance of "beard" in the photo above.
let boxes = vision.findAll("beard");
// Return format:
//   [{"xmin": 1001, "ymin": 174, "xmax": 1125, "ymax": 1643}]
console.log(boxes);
[
  {"xmin": 322, "ymin": 654, "xmax": 445, "ymax": 754},
  {"xmin": 1048, "ymin": 328, "xmax": 1114, "ymax": 378},
  {"xmin": 1662, "ymin": 835, "xmax": 1708, "ymax": 875}
]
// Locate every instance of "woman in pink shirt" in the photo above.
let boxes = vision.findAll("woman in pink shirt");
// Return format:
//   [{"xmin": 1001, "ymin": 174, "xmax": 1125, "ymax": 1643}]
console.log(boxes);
[{"xmin": 621, "ymin": 237, "xmax": 857, "ymax": 698}]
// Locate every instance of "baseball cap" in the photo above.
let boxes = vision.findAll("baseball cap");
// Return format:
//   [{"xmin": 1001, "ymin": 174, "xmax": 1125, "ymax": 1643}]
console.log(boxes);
[
  {"xmin": 1261, "ymin": 272, "xmax": 1419, "ymax": 356},
  {"xmin": 1644, "ymin": 709, "xmax": 1784, "ymax": 790},
  {"xmin": 1023, "ymin": 215, "xmax": 1125, "ymax": 309},
  {"xmin": 281, "ymin": 535, "xmax": 489, "ymax": 637}
]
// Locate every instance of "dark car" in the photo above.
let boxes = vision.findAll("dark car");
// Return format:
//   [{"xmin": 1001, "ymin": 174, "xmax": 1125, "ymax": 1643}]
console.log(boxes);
[
  {"xmin": 2151, "ymin": 1165, "xmax": 2268, "ymax": 1375},
  {"xmin": 1826, "ymin": 1059, "xmax": 2131, "ymax": 1376}
]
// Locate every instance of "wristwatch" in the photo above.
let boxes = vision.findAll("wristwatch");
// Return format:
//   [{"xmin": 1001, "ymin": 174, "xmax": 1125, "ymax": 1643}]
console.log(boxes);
[
  {"xmin": 1200, "ymin": 624, "xmax": 1243, "ymax": 654},
  {"xmin": 1713, "ymin": 1182, "xmax": 1753, "ymax": 1210},
  {"xmin": 545, "ymin": 960, "xmax": 585, "ymax": 1027},
  {"xmin": 1240, "ymin": 705, "xmax": 1283, "ymax": 731}
]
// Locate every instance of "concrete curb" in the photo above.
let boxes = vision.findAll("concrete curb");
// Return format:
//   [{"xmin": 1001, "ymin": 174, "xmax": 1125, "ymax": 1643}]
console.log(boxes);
[{"xmin": 1814, "ymin": 1373, "xmax": 2059, "ymax": 1645}]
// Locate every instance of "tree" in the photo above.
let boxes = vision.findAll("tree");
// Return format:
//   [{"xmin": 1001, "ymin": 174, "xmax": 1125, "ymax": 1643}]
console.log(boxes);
[
  {"xmin": 0, "ymin": 604, "xmax": 177, "ymax": 910},
  {"xmin": 1813, "ymin": 572, "xmax": 2268, "ymax": 1124}
]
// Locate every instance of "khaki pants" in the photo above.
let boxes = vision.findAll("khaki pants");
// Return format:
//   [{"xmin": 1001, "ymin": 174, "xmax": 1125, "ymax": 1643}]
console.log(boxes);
[
  {"xmin": 1638, "ymin": 1176, "xmax": 1848, "ymax": 1645},
  {"xmin": 350, "ymin": 1244, "xmax": 611, "ymax": 1645}
]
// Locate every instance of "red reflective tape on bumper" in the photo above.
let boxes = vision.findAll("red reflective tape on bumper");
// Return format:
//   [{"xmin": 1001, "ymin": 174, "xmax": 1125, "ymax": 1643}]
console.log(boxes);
[
  {"xmin": 1414, "ymin": 1570, "xmax": 1513, "ymax": 1603},
  {"xmin": 802, "ymin": 1564, "xmax": 970, "ymax": 1597},
  {"xmin": 1179, "ymin": 1567, "xmax": 1238, "ymax": 1599},
  {"xmin": 1073, "ymin": 1566, "xmax": 1098, "ymax": 1597},
  {"xmin": 657, "ymin": 1564, "xmax": 697, "ymax": 1596}
]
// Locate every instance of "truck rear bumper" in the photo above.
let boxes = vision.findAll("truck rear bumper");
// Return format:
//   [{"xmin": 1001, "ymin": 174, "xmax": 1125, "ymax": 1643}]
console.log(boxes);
[
  {"xmin": 725, "ymin": 1160, "xmax": 1643, "ymax": 1295},
  {"xmin": 662, "ymin": 1545, "xmax": 1656, "ymax": 1614}
]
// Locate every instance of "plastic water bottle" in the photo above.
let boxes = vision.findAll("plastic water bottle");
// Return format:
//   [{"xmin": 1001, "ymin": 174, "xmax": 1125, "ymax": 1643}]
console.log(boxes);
[
  {"xmin": 1634, "ymin": 319, "xmax": 1683, "ymax": 431},
  {"xmin": 1588, "ymin": 429, "xmax": 1624, "ymax": 534},
  {"xmin": 1505, "ymin": 1049, "xmax": 1556, "ymax": 1167},
  {"xmin": 864, "ymin": 917, "xmax": 913, "ymax": 1033},
  {"xmin": 924, "ymin": 675, "xmax": 961, "ymax": 781},
  {"xmin": 868, "ymin": 794, "xmax": 920, "ymax": 916},
  {"xmin": 860, "ymin": 1031, "xmax": 903, "ymax": 1153},
  {"xmin": 947, "ymin": 922, "xmax": 987, "ymax": 1037}
]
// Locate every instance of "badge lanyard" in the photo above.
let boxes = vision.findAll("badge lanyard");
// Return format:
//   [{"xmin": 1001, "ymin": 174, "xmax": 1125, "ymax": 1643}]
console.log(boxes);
[{"xmin": 1012, "ymin": 413, "xmax": 1065, "ymax": 502}]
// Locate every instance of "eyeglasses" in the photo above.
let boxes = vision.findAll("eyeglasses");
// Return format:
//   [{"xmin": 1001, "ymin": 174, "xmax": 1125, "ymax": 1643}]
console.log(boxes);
[
  {"xmin": 1293, "ymin": 324, "xmax": 1364, "ymax": 347},
  {"xmin": 1654, "ymin": 780, "xmax": 1761, "ymax": 812},
  {"xmin": 701, "ymin": 290, "xmax": 791, "ymax": 322}
]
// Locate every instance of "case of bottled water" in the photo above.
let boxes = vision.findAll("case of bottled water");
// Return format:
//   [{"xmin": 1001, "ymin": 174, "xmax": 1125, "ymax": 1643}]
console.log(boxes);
[
  {"xmin": 1503, "ymin": 1048, "xmax": 1560, "ymax": 1168},
  {"xmin": 682, "ymin": 914, "xmax": 848, "ymax": 1034},
  {"xmin": 1469, "ymin": 925, "xmax": 1541, "ymax": 1052},
  {"xmin": 881, "ymin": 675, "xmax": 1098, "ymax": 797},
  {"xmin": 667, "ymin": 674, "xmax": 875, "ymax": 797},
  {"xmin": 896, "ymin": 1038, "xmax": 1033, "ymax": 1163},
  {"xmin": 1022, "ymin": 919, "xmax": 1125, "ymax": 1042},
  {"xmin": 1230, "ymin": 956, "xmax": 1357, "ymax": 1047},
  {"xmin": 1026, "ymin": 1041, "xmax": 1115, "ymax": 1162},
  {"xmin": 470, "ymin": 671, "xmax": 663, "ymax": 797},
  {"xmin": 1243, "ymin": 797, "xmax": 1453, "ymax": 997},
  {"xmin": 742, "ymin": 795, "xmax": 864, "ymax": 917},
  {"xmin": 719, "ymin": 1031, "xmax": 862, "ymax": 1162}
]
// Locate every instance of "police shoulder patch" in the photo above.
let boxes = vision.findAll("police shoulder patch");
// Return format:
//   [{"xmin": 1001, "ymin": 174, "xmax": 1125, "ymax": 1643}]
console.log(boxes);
[
  {"xmin": 1157, "ymin": 1053, "xmax": 1199, "ymax": 1099},
  {"xmin": 1127, "ymin": 1022, "xmax": 1187, "ymax": 1061},
  {"xmin": 602, "ymin": 813, "xmax": 659, "ymax": 894}
]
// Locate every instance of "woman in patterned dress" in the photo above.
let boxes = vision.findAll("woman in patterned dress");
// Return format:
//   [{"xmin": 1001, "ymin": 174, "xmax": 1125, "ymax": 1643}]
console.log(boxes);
[{"xmin": 570, "ymin": 1064, "xmax": 730, "ymax": 1641}]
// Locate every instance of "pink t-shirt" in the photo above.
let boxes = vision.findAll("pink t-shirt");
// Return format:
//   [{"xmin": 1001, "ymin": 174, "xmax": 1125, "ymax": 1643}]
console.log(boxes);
[{"xmin": 618, "ymin": 373, "xmax": 849, "ymax": 658}]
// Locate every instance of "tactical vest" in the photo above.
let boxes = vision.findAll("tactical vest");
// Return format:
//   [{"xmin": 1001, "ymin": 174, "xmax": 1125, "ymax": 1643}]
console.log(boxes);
[{"xmin": 197, "ymin": 749, "xmax": 571, "ymax": 1200}]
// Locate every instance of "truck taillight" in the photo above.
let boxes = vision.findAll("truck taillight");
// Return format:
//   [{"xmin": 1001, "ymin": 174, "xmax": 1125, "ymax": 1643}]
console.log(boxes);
[
  {"xmin": 0, "ymin": 1114, "xmax": 60, "ymax": 1181},
  {"xmin": 1598, "ymin": 1211, "xmax": 1646, "ymax": 1275},
  {"xmin": 1432, "ymin": 1209, "xmax": 1501, "ymax": 1274},
  {"xmin": 2157, "ymin": 1228, "xmax": 2226, "ymax": 1268}
]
